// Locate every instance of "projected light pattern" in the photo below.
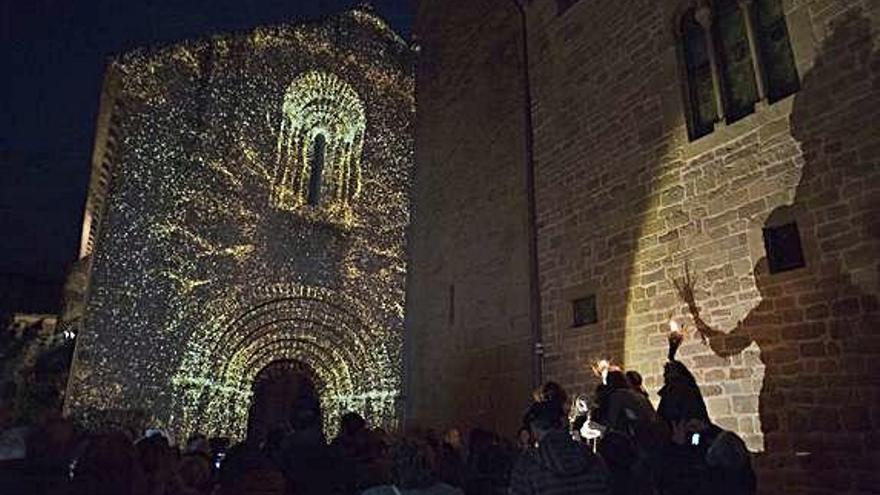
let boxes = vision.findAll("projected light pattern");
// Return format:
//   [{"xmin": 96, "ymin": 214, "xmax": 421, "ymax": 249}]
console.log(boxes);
[
  {"xmin": 172, "ymin": 284, "xmax": 399, "ymax": 439},
  {"xmin": 65, "ymin": 8, "xmax": 414, "ymax": 441},
  {"xmin": 272, "ymin": 71, "xmax": 366, "ymax": 211}
]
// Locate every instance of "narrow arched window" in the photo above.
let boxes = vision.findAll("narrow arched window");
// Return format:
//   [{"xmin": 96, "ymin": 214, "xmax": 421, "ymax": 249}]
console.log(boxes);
[
  {"xmin": 755, "ymin": 0, "xmax": 799, "ymax": 102},
  {"xmin": 713, "ymin": 0, "xmax": 758, "ymax": 122},
  {"xmin": 307, "ymin": 134, "xmax": 326, "ymax": 206},
  {"xmin": 272, "ymin": 71, "xmax": 365, "ymax": 212},
  {"xmin": 682, "ymin": 9, "xmax": 717, "ymax": 140}
]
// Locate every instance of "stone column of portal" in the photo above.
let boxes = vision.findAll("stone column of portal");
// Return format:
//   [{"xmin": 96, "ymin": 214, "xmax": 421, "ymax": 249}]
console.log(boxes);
[
  {"xmin": 350, "ymin": 131, "xmax": 363, "ymax": 199},
  {"xmin": 337, "ymin": 142, "xmax": 351, "ymax": 203},
  {"xmin": 293, "ymin": 131, "xmax": 308, "ymax": 206},
  {"xmin": 271, "ymin": 118, "xmax": 287, "ymax": 207}
]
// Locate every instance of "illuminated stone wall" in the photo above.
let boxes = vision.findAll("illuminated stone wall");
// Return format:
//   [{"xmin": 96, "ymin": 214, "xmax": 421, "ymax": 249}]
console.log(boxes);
[
  {"xmin": 415, "ymin": 0, "xmax": 879, "ymax": 493},
  {"xmin": 65, "ymin": 8, "xmax": 414, "ymax": 440},
  {"xmin": 407, "ymin": 0, "xmax": 535, "ymax": 436}
]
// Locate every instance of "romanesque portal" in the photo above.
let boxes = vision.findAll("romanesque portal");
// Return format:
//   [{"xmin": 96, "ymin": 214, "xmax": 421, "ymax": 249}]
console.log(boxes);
[{"xmin": 64, "ymin": 9, "xmax": 414, "ymax": 440}]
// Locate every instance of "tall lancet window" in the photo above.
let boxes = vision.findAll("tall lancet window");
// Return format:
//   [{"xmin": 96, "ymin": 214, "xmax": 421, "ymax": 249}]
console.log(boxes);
[
  {"xmin": 307, "ymin": 133, "xmax": 326, "ymax": 206},
  {"xmin": 713, "ymin": 0, "xmax": 758, "ymax": 122},
  {"xmin": 755, "ymin": 0, "xmax": 799, "ymax": 102},
  {"xmin": 681, "ymin": 9, "xmax": 717, "ymax": 140},
  {"xmin": 271, "ymin": 71, "xmax": 366, "ymax": 212}
]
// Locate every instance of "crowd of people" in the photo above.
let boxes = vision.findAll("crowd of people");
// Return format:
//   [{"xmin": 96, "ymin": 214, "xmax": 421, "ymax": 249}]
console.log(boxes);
[{"xmin": 0, "ymin": 330, "xmax": 756, "ymax": 495}]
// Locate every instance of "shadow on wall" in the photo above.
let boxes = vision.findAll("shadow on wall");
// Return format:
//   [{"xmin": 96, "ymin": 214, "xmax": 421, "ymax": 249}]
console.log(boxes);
[
  {"xmin": 688, "ymin": 9, "xmax": 879, "ymax": 494},
  {"xmin": 542, "ymin": 0, "xmax": 680, "ymax": 403}
]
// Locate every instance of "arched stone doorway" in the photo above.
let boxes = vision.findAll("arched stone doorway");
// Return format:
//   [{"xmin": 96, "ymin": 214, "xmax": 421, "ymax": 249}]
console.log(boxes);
[
  {"xmin": 171, "ymin": 288, "xmax": 401, "ymax": 441},
  {"xmin": 246, "ymin": 359, "xmax": 321, "ymax": 443}
]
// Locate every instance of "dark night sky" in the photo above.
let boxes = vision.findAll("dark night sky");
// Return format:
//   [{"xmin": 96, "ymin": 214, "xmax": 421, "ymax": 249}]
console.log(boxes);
[{"xmin": 1, "ymin": 0, "xmax": 415, "ymax": 312}]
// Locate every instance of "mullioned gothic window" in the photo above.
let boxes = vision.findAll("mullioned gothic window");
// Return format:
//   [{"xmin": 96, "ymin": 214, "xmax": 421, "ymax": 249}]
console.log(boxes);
[{"xmin": 678, "ymin": 0, "xmax": 799, "ymax": 141}]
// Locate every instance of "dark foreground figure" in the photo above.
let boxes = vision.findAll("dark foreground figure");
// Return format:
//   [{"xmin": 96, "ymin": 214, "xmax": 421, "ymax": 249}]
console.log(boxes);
[{"xmin": 0, "ymin": 323, "xmax": 761, "ymax": 495}]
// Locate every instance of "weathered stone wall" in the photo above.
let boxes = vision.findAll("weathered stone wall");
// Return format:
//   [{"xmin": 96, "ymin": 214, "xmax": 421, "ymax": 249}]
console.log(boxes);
[
  {"xmin": 414, "ymin": 0, "xmax": 879, "ymax": 492},
  {"xmin": 528, "ymin": 0, "xmax": 879, "ymax": 493},
  {"xmin": 407, "ymin": 0, "xmax": 535, "ymax": 435},
  {"xmin": 66, "ymin": 9, "xmax": 414, "ymax": 440}
]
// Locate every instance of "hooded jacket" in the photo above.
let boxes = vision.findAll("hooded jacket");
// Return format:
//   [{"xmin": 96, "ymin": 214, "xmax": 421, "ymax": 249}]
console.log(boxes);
[
  {"xmin": 509, "ymin": 430, "xmax": 610, "ymax": 495},
  {"xmin": 657, "ymin": 378, "xmax": 709, "ymax": 425}
]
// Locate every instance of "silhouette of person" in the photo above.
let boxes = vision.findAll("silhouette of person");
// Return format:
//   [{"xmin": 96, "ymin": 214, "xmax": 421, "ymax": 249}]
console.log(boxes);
[{"xmin": 674, "ymin": 9, "xmax": 879, "ymax": 494}]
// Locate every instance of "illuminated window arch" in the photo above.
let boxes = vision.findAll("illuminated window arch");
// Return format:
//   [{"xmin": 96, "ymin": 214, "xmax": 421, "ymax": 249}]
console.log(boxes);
[
  {"xmin": 676, "ymin": 0, "xmax": 798, "ymax": 140},
  {"xmin": 271, "ymin": 71, "xmax": 366, "ymax": 210}
]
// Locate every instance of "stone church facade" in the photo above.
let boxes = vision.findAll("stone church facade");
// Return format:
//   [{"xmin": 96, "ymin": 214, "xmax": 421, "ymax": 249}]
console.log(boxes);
[
  {"xmin": 408, "ymin": 0, "xmax": 879, "ymax": 493},
  {"xmin": 65, "ymin": 8, "xmax": 414, "ymax": 441},
  {"xmin": 64, "ymin": 1, "xmax": 880, "ymax": 492}
]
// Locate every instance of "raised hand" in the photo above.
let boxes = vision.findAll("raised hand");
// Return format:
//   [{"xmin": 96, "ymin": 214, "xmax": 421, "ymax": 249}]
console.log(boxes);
[
  {"xmin": 667, "ymin": 318, "xmax": 685, "ymax": 360},
  {"xmin": 591, "ymin": 359, "xmax": 619, "ymax": 384},
  {"xmin": 668, "ymin": 324, "xmax": 685, "ymax": 348}
]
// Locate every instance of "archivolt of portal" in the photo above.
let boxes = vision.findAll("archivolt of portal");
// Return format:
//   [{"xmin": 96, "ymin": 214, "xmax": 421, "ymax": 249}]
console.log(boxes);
[{"xmin": 64, "ymin": 9, "xmax": 415, "ymax": 440}]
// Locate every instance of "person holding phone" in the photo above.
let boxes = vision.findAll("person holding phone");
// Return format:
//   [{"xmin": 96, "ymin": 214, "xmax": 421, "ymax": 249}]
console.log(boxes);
[{"xmin": 652, "ymin": 327, "xmax": 718, "ymax": 495}]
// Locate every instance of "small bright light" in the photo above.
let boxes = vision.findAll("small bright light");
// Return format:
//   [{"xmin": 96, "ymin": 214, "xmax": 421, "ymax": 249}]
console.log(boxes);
[{"xmin": 592, "ymin": 359, "xmax": 611, "ymax": 384}]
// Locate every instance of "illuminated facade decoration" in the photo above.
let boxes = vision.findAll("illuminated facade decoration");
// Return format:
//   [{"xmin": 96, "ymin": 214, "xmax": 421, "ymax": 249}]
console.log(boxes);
[
  {"xmin": 271, "ymin": 71, "xmax": 366, "ymax": 212},
  {"xmin": 64, "ymin": 8, "xmax": 414, "ymax": 441}
]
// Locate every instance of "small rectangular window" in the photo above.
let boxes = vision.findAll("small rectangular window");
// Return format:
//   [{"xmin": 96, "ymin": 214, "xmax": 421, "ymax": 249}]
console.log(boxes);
[
  {"xmin": 572, "ymin": 295, "xmax": 598, "ymax": 327},
  {"xmin": 763, "ymin": 222, "xmax": 806, "ymax": 274}
]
